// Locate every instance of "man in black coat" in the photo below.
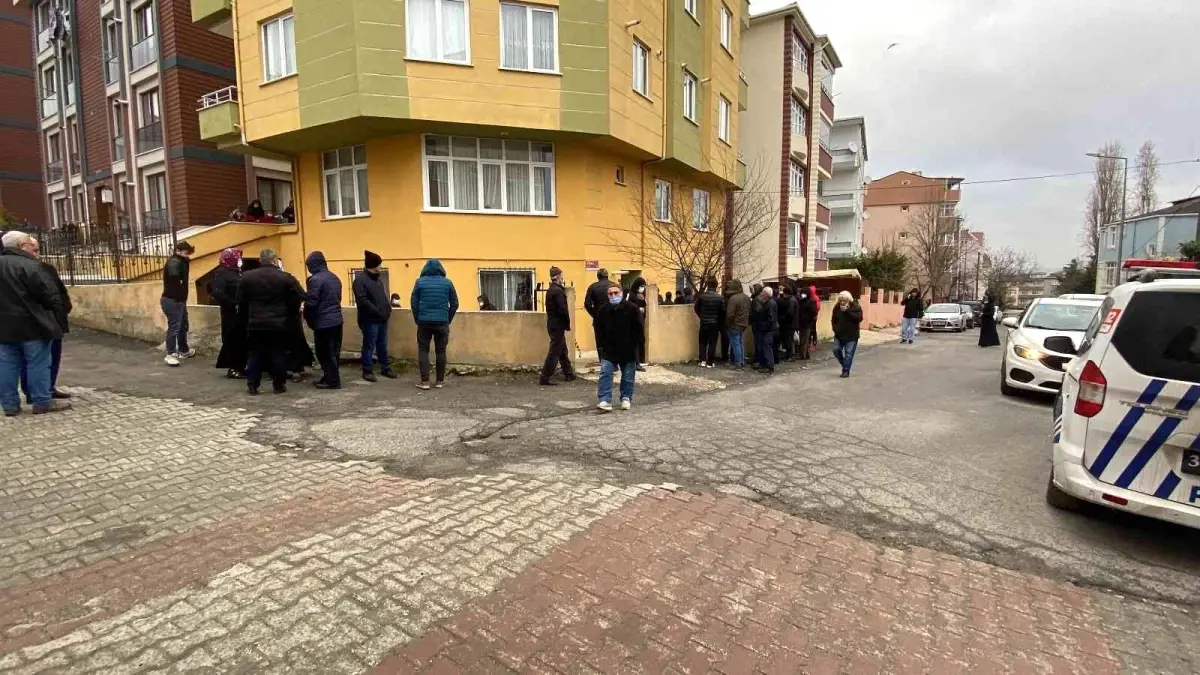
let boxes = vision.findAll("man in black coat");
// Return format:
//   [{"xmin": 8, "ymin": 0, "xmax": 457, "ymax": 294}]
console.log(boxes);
[
  {"xmin": 0, "ymin": 231, "xmax": 68, "ymax": 415},
  {"xmin": 751, "ymin": 286, "xmax": 779, "ymax": 374},
  {"xmin": 595, "ymin": 282, "xmax": 641, "ymax": 412},
  {"xmin": 160, "ymin": 240, "xmax": 195, "ymax": 366},
  {"xmin": 692, "ymin": 277, "xmax": 725, "ymax": 368},
  {"xmin": 539, "ymin": 266, "xmax": 576, "ymax": 386},
  {"xmin": 776, "ymin": 284, "xmax": 798, "ymax": 362},
  {"xmin": 795, "ymin": 286, "xmax": 818, "ymax": 361},
  {"xmin": 831, "ymin": 290, "xmax": 864, "ymax": 378},
  {"xmin": 241, "ymin": 248, "xmax": 306, "ymax": 395},
  {"xmin": 20, "ymin": 254, "xmax": 72, "ymax": 402},
  {"xmin": 582, "ymin": 268, "xmax": 611, "ymax": 361}
]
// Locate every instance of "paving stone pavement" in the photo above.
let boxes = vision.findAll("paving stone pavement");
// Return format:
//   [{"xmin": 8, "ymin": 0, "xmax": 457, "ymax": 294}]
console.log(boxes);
[{"xmin": 2, "ymin": 386, "xmax": 1198, "ymax": 674}]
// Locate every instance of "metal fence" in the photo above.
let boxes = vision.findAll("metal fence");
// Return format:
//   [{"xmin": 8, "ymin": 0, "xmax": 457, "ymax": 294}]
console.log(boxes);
[{"xmin": 31, "ymin": 219, "xmax": 178, "ymax": 286}]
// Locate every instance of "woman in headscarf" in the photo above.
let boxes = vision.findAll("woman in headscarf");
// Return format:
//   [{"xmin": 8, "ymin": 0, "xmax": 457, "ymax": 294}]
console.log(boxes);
[
  {"xmin": 210, "ymin": 248, "xmax": 247, "ymax": 378},
  {"xmin": 625, "ymin": 278, "xmax": 649, "ymax": 370},
  {"xmin": 978, "ymin": 290, "xmax": 1001, "ymax": 347},
  {"xmin": 245, "ymin": 199, "xmax": 267, "ymax": 223}
]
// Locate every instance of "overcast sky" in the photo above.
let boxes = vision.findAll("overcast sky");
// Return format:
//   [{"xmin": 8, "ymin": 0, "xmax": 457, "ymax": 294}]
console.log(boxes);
[{"xmin": 752, "ymin": 0, "xmax": 1200, "ymax": 269}]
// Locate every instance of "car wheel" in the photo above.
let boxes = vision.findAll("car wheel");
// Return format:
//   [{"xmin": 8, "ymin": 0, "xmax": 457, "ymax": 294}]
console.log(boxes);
[
  {"xmin": 1000, "ymin": 362, "xmax": 1018, "ymax": 397},
  {"xmin": 1045, "ymin": 471, "xmax": 1082, "ymax": 512}
]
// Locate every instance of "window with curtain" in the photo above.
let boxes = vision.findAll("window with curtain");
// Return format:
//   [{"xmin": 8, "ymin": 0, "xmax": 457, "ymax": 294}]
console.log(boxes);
[
  {"xmin": 792, "ymin": 34, "xmax": 808, "ymax": 73},
  {"xmin": 654, "ymin": 179, "xmax": 671, "ymax": 222},
  {"xmin": 632, "ymin": 40, "xmax": 649, "ymax": 97},
  {"xmin": 500, "ymin": 2, "xmax": 557, "ymax": 72},
  {"xmin": 423, "ymin": 134, "xmax": 555, "ymax": 214},
  {"xmin": 407, "ymin": 0, "xmax": 469, "ymax": 63},
  {"xmin": 682, "ymin": 70, "xmax": 697, "ymax": 122},
  {"xmin": 717, "ymin": 96, "xmax": 730, "ymax": 143},
  {"xmin": 692, "ymin": 189, "xmax": 709, "ymax": 231},
  {"xmin": 791, "ymin": 98, "xmax": 806, "ymax": 135},
  {"xmin": 322, "ymin": 145, "xmax": 369, "ymax": 218},
  {"xmin": 787, "ymin": 222, "xmax": 800, "ymax": 257},
  {"xmin": 145, "ymin": 172, "xmax": 167, "ymax": 210},
  {"xmin": 478, "ymin": 269, "xmax": 534, "ymax": 311},
  {"xmin": 133, "ymin": 3, "xmax": 154, "ymax": 41},
  {"xmin": 256, "ymin": 178, "xmax": 293, "ymax": 214},
  {"xmin": 719, "ymin": 4, "xmax": 732, "ymax": 50},
  {"xmin": 790, "ymin": 161, "xmax": 804, "ymax": 193},
  {"xmin": 261, "ymin": 14, "xmax": 296, "ymax": 82}
]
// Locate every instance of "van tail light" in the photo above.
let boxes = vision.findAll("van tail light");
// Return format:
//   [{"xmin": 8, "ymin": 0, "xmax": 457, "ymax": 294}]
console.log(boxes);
[{"xmin": 1075, "ymin": 361, "xmax": 1107, "ymax": 418}]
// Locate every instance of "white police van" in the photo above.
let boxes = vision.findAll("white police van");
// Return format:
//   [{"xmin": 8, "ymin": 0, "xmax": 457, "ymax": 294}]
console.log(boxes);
[{"xmin": 1049, "ymin": 269, "xmax": 1200, "ymax": 528}]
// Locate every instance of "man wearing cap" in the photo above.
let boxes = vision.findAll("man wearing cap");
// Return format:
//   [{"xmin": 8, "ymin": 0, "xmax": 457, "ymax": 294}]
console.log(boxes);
[
  {"xmin": 353, "ymin": 250, "xmax": 396, "ymax": 382},
  {"xmin": 582, "ymin": 268, "xmax": 611, "ymax": 361},
  {"xmin": 539, "ymin": 266, "xmax": 575, "ymax": 386}
]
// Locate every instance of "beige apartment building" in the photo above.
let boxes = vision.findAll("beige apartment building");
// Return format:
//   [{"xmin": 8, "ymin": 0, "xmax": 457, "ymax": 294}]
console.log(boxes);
[
  {"xmin": 862, "ymin": 170, "xmax": 963, "ymax": 249},
  {"xmin": 738, "ymin": 2, "xmax": 840, "ymax": 282}
]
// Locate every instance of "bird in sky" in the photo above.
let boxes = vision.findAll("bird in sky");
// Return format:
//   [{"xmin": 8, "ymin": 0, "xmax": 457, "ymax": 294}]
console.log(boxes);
[{"xmin": 887, "ymin": 42, "xmax": 900, "ymax": 50}]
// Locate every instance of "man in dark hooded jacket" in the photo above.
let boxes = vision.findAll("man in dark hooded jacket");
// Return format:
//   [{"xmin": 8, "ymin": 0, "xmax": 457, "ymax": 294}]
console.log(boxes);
[
  {"xmin": 241, "ymin": 248, "xmax": 306, "ymax": 395},
  {"xmin": 540, "ymin": 266, "xmax": 576, "ymax": 386},
  {"xmin": 692, "ymin": 277, "xmax": 724, "ymax": 368},
  {"xmin": 795, "ymin": 286, "xmax": 818, "ymax": 360},
  {"xmin": 751, "ymin": 286, "xmax": 779, "ymax": 374},
  {"xmin": 776, "ymin": 284, "xmax": 798, "ymax": 362},
  {"xmin": 305, "ymin": 251, "xmax": 344, "ymax": 389},
  {"xmin": 583, "ymin": 268, "xmax": 611, "ymax": 361},
  {"xmin": 410, "ymin": 258, "xmax": 459, "ymax": 389},
  {"xmin": 354, "ymin": 250, "xmax": 395, "ymax": 383}
]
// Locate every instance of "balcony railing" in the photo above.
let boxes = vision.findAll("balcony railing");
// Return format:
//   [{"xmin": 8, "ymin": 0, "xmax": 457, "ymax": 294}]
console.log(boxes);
[
  {"xmin": 818, "ymin": 146, "xmax": 833, "ymax": 176},
  {"xmin": 41, "ymin": 95, "xmax": 58, "ymax": 119},
  {"xmin": 142, "ymin": 208, "xmax": 170, "ymax": 235},
  {"xmin": 36, "ymin": 27, "xmax": 51, "ymax": 52},
  {"xmin": 816, "ymin": 202, "xmax": 831, "ymax": 226},
  {"xmin": 815, "ymin": 248, "xmax": 828, "ymax": 261},
  {"xmin": 820, "ymin": 89, "xmax": 835, "ymax": 120},
  {"xmin": 104, "ymin": 54, "xmax": 121, "ymax": 84},
  {"xmin": 69, "ymin": 153, "xmax": 80, "ymax": 175},
  {"xmin": 113, "ymin": 135, "xmax": 125, "ymax": 161},
  {"xmin": 46, "ymin": 160, "xmax": 64, "ymax": 183},
  {"xmin": 198, "ymin": 85, "xmax": 238, "ymax": 110},
  {"xmin": 136, "ymin": 120, "xmax": 163, "ymax": 153},
  {"xmin": 130, "ymin": 34, "xmax": 158, "ymax": 71}
]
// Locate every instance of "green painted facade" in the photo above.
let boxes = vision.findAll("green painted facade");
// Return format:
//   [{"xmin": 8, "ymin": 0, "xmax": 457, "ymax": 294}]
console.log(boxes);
[
  {"xmin": 664, "ymin": 0, "xmax": 704, "ymax": 171},
  {"xmin": 559, "ymin": 0, "xmax": 609, "ymax": 135},
  {"xmin": 190, "ymin": 0, "xmax": 231, "ymax": 28}
]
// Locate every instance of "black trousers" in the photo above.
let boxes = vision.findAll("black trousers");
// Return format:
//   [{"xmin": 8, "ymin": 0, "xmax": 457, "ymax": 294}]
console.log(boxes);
[
  {"xmin": 780, "ymin": 329, "xmax": 796, "ymax": 361},
  {"xmin": 593, "ymin": 324, "xmax": 605, "ymax": 362},
  {"xmin": 313, "ymin": 324, "xmax": 343, "ymax": 386},
  {"xmin": 246, "ymin": 329, "xmax": 288, "ymax": 390},
  {"xmin": 698, "ymin": 325, "xmax": 720, "ymax": 363},
  {"xmin": 541, "ymin": 328, "xmax": 574, "ymax": 380},
  {"xmin": 417, "ymin": 323, "xmax": 450, "ymax": 383},
  {"xmin": 797, "ymin": 327, "xmax": 812, "ymax": 360}
]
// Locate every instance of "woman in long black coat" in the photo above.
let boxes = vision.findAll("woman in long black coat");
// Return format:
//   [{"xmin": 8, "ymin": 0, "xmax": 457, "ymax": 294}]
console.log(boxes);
[
  {"xmin": 978, "ymin": 291, "xmax": 1001, "ymax": 347},
  {"xmin": 211, "ymin": 248, "xmax": 247, "ymax": 378}
]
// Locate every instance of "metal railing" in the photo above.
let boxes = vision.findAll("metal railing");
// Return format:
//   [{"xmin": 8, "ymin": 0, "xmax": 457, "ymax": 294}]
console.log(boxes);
[
  {"xmin": 130, "ymin": 33, "xmax": 158, "ymax": 71},
  {"xmin": 104, "ymin": 54, "xmax": 121, "ymax": 84},
  {"xmin": 143, "ymin": 208, "xmax": 170, "ymax": 235},
  {"xmin": 136, "ymin": 121, "xmax": 163, "ymax": 153},
  {"xmin": 36, "ymin": 27, "xmax": 52, "ymax": 52},
  {"xmin": 32, "ymin": 219, "xmax": 179, "ymax": 285},
  {"xmin": 63, "ymin": 84, "xmax": 74, "ymax": 107},
  {"xmin": 197, "ymin": 85, "xmax": 238, "ymax": 110},
  {"xmin": 41, "ymin": 95, "xmax": 58, "ymax": 118},
  {"xmin": 46, "ymin": 160, "xmax": 64, "ymax": 183}
]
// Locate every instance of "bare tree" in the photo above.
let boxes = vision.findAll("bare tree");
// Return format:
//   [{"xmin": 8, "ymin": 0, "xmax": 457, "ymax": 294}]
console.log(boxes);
[
  {"xmin": 984, "ymin": 247, "xmax": 1039, "ymax": 304},
  {"xmin": 610, "ymin": 158, "xmax": 778, "ymax": 293},
  {"xmin": 903, "ymin": 201, "xmax": 970, "ymax": 301},
  {"xmin": 1082, "ymin": 141, "xmax": 1124, "ymax": 263},
  {"xmin": 1131, "ymin": 140, "xmax": 1160, "ymax": 216}
]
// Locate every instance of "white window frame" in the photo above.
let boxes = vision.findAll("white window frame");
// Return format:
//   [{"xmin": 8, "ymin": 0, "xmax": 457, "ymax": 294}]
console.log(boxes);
[
  {"xmin": 792, "ymin": 34, "xmax": 808, "ymax": 74},
  {"xmin": 133, "ymin": 3, "xmax": 154, "ymax": 42},
  {"xmin": 421, "ymin": 135, "xmax": 556, "ymax": 215},
  {"xmin": 682, "ymin": 69, "xmax": 697, "ymax": 123},
  {"xmin": 789, "ymin": 161, "xmax": 804, "ymax": 193},
  {"xmin": 940, "ymin": 202, "xmax": 956, "ymax": 217},
  {"xmin": 815, "ymin": 229, "xmax": 827, "ymax": 257},
  {"xmin": 719, "ymin": 4, "xmax": 732, "ymax": 52},
  {"xmin": 261, "ymin": 13, "xmax": 296, "ymax": 83},
  {"xmin": 1105, "ymin": 226, "xmax": 1117, "ymax": 249},
  {"xmin": 477, "ymin": 268, "xmax": 535, "ymax": 311},
  {"xmin": 717, "ymin": 96, "xmax": 731, "ymax": 143},
  {"xmin": 137, "ymin": 88, "xmax": 160, "ymax": 126},
  {"xmin": 683, "ymin": 0, "xmax": 697, "ymax": 19},
  {"xmin": 787, "ymin": 222, "xmax": 800, "ymax": 257},
  {"xmin": 405, "ymin": 0, "xmax": 472, "ymax": 64},
  {"xmin": 499, "ymin": 2, "xmax": 558, "ymax": 73},
  {"xmin": 692, "ymin": 188, "xmax": 709, "ymax": 231},
  {"xmin": 632, "ymin": 40, "xmax": 650, "ymax": 98},
  {"xmin": 821, "ymin": 56, "xmax": 835, "ymax": 94},
  {"xmin": 654, "ymin": 179, "xmax": 671, "ymax": 222},
  {"xmin": 143, "ymin": 171, "xmax": 168, "ymax": 211},
  {"xmin": 322, "ymin": 145, "xmax": 370, "ymax": 219},
  {"xmin": 790, "ymin": 98, "xmax": 806, "ymax": 135}
]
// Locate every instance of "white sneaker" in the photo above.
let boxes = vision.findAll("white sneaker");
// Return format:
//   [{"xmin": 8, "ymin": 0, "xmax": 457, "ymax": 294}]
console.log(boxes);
[
  {"xmin": 698, "ymin": 361, "xmax": 707, "ymax": 368},
  {"xmin": 620, "ymin": 399, "xmax": 631, "ymax": 410},
  {"xmin": 164, "ymin": 354, "xmax": 180, "ymax": 367},
  {"xmin": 596, "ymin": 401, "xmax": 613, "ymax": 413},
  {"xmin": 179, "ymin": 349, "xmax": 197, "ymax": 359}
]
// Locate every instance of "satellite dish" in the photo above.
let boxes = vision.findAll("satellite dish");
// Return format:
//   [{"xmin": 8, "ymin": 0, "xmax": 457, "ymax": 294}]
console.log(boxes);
[{"xmin": 847, "ymin": 142, "xmax": 859, "ymax": 153}]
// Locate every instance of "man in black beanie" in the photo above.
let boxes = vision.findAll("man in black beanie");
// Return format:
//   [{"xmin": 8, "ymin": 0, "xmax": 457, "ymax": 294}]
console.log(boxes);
[
  {"xmin": 539, "ymin": 265, "xmax": 575, "ymax": 386},
  {"xmin": 352, "ymin": 250, "xmax": 396, "ymax": 382}
]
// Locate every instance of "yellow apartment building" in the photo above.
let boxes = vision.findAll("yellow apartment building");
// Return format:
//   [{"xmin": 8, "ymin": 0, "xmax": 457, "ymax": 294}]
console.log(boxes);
[{"xmin": 192, "ymin": 0, "xmax": 748, "ymax": 352}]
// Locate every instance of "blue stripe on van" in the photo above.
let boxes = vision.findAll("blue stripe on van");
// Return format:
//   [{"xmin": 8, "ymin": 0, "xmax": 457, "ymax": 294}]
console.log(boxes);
[
  {"xmin": 1154, "ymin": 471, "xmax": 1182, "ymax": 499},
  {"xmin": 1088, "ymin": 379, "xmax": 1167, "ymax": 478},
  {"xmin": 1114, "ymin": 385, "xmax": 1200, "ymax": 489}
]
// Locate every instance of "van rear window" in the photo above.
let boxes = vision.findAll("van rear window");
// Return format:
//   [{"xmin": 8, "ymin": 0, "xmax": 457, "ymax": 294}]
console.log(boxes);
[{"xmin": 1111, "ymin": 291, "xmax": 1200, "ymax": 382}]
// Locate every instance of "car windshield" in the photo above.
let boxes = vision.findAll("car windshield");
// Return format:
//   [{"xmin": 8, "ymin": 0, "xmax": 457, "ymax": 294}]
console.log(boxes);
[
  {"xmin": 1022, "ymin": 303, "xmax": 1100, "ymax": 331},
  {"xmin": 927, "ymin": 304, "xmax": 960, "ymax": 313}
]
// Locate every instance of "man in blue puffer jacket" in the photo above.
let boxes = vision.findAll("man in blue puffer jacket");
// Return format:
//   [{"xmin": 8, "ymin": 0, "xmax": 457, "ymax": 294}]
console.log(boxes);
[
  {"xmin": 304, "ymin": 251, "xmax": 344, "ymax": 389},
  {"xmin": 409, "ymin": 258, "xmax": 459, "ymax": 390}
]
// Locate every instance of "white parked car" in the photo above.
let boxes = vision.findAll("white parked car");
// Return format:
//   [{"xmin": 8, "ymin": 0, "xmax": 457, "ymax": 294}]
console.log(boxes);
[
  {"xmin": 919, "ymin": 303, "xmax": 967, "ymax": 332},
  {"xmin": 1000, "ymin": 297, "xmax": 1103, "ymax": 396},
  {"xmin": 1049, "ymin": 276, "xmax": 1200, "ymax": 529}
]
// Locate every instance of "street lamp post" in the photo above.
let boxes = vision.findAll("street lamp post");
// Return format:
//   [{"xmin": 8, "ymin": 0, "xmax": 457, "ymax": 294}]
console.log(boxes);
[{"xmin": 1086, "ymin": 151, "xmax": 1128, "ymax": 286}]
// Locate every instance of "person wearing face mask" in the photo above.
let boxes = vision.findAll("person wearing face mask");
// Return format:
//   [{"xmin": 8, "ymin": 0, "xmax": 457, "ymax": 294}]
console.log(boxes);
[
  {"xmin": 539, "ymin": 266, "xmax": 576, "ymax": 386},
  {"xmin": 594, "ymin": 282, "xmax": 641, "ymax": 412},
  {"xmin": 477, "ymin": 295, "xmax": 497, "ymax": 311},
  {"xmin": 210, "ymin": 248, "xmax": 247, "ymax": 379}
]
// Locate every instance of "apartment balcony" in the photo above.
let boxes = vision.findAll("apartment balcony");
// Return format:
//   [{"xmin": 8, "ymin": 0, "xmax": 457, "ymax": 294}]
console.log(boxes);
[
  {"xmin": 191, "ymin": 0, "xmax": 231, "ymax": 28},
  {"xmin": 788, "ymin": 194, "xmax": 807, "ymax": 220},
  {"xmin": 36, "ymin": 27, "xmax": 52, "ymax": 55},
  {"xmin": 62, "ymin": 86, "xmax": 75, "ymax": 108},
  {"xmin": 130, "ymin": 34, "xmax": 158, "ymax": 72},
  {"xmin": 946, "ymin": 188, "xmax": 961, "ymax": 202},
  {"xmin": 136, "ymin": 121, "xmax": 163, "ymax": 154},
  {"xmin": 69, "ymin": 153, "xmax": 80, "ymax": 176},
  {"xmin": 791, "ymin": 66, "xmax": 810, "ymax": 102},
  {"xmin": 790, "ymin": 133, "xmax": 808, "ymax": 162},
  {"xmin": 820, "ymin": 88, "xmax": 835, "ymax": 121},
  {"xmin": 46, "ymin": 160, "xmax": 64, "ymax": 184},
  {"xmin": 142, "ymin": 208, "xmax": 171, "ymax": 235},
  {"xmin": 738, "ymin": 71, "xmax": 748, "ymax": 112},
  {"xmin": 735, "ymin": 156, "xmax": 746, "ymax": 189},
  {"xmin": 818, "ymin": 145, "xmax": 833, "ymax": 178},
  {"xmin": 830, "ymin": 147, "xmax": 859, "ymax": 171},
  {"xmin": 41, "ymin": 95, "xmax": 58, "ymax": 119},
  {"xmin": 824, "ymin": 191, "xmax": 856, "ymax": 215},
  {"xmin": 103, "ymin": 54, "xmax": 121, "ymax": 85},
  {"xmin": 198, "ymin": 86, "xmax": 241, "ymax": 144},
  {"xmin": 816, "ymin": 201, "xmax": 831, "ymax": 226},
  {"xmin": 741, "ymin": 0, "xmax": 750, "ymax": 28},
  {"xmin": 826, "ymin": 240, "xmax": 857, "ymax": 259}
]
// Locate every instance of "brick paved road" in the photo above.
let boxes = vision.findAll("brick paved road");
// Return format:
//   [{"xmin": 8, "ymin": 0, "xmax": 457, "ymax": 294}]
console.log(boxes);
[{"xmin": 2, "ymin": 332, "xmax": 1199, "ymax": 673}]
